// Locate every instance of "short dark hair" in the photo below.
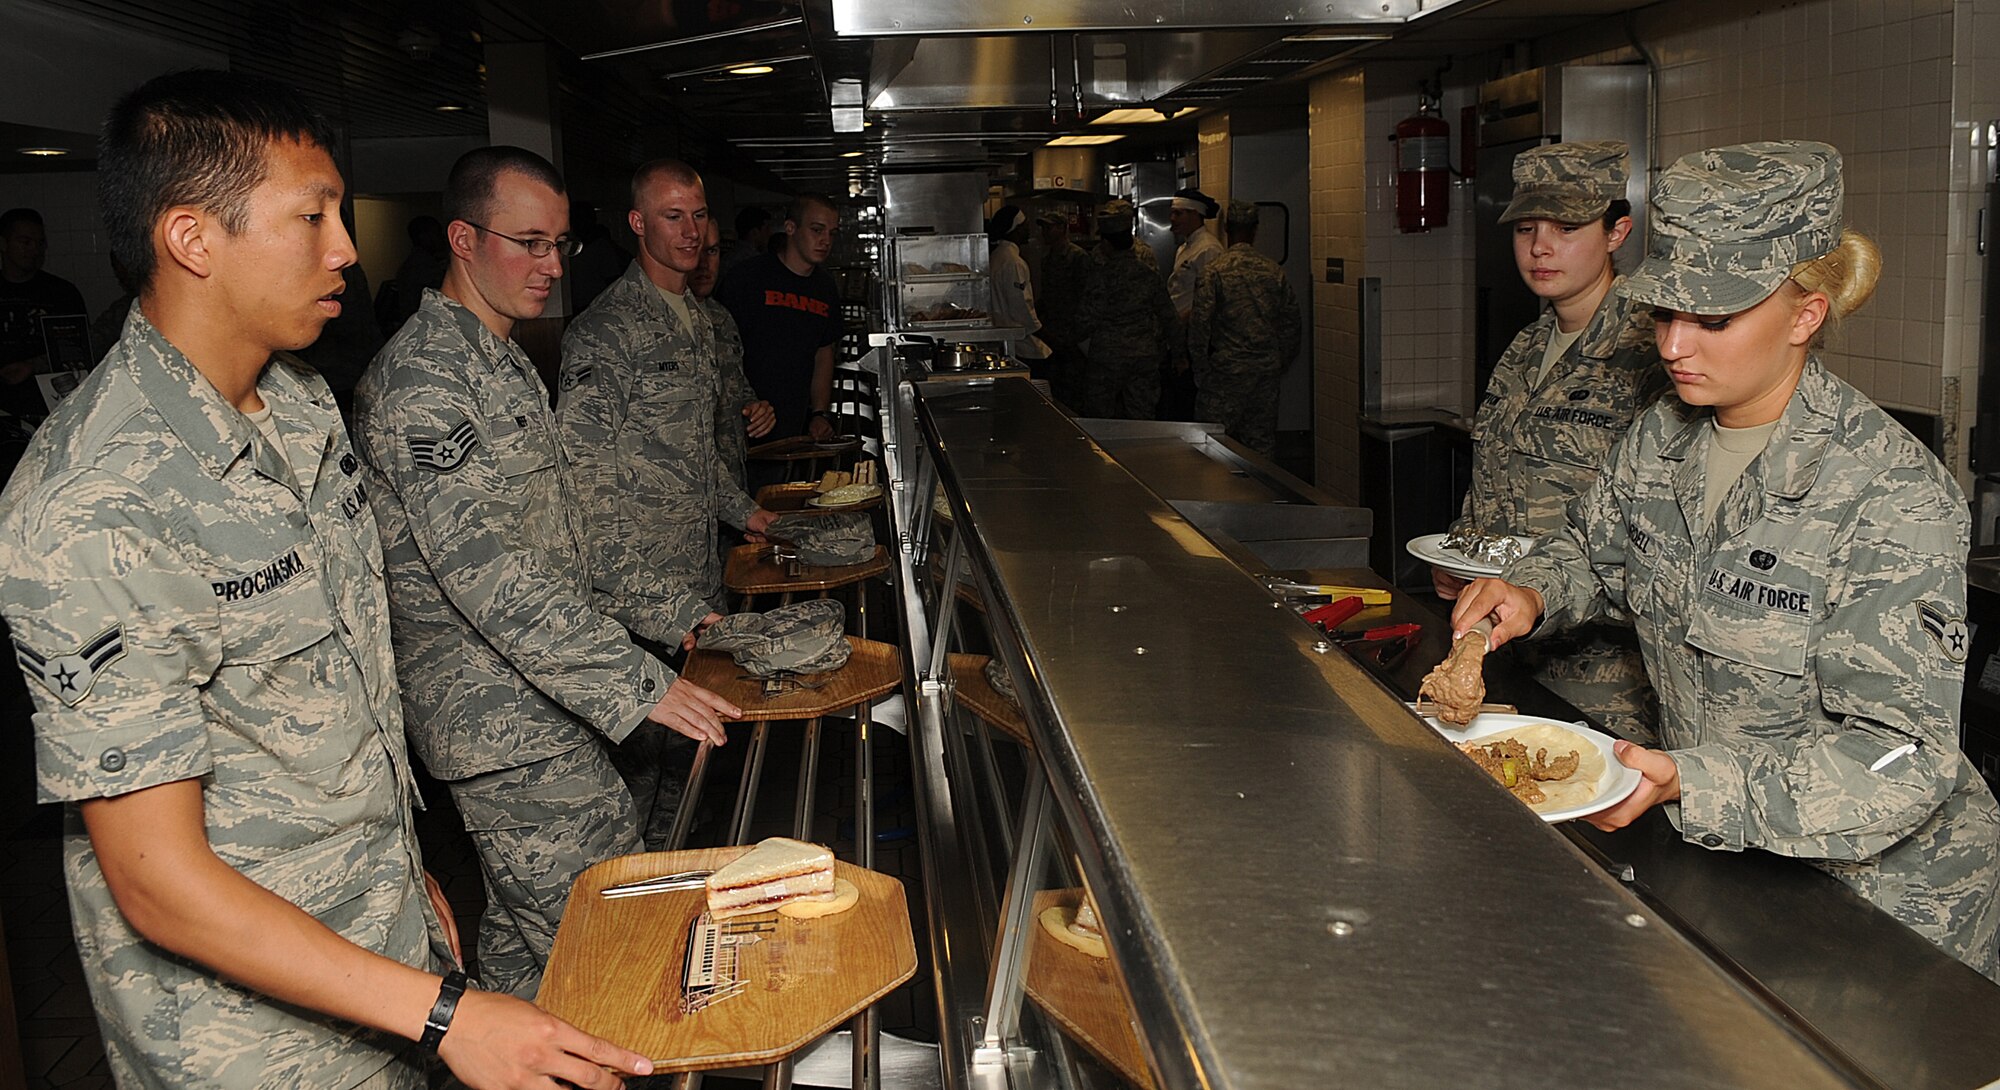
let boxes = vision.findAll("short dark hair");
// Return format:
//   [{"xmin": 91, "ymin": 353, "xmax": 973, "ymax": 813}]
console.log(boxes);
[
  {"xmin": 1602, "ymin": 198, "xmax": 1632, "ymax": 232},
  {"xmin": 443, "ymin": 146, "xmax": 565, "ymax": 228},
  {"xmin": 99, "ymin": 69, "xmax": 339, "ymax": 291},
  {"xmin": 629, "ymin": 158, "xmax": 701, "ymax": 211},
  {"xmin": 0, "ymin": 208, "xmax": 43, "ymax": 236},
  {"xmin": 784, "ymin": 193, "xmax": 837, "ymax": 227},
  {"xmin": 735, "ymin": 206, "xmax": 770, "ymax": 238}
]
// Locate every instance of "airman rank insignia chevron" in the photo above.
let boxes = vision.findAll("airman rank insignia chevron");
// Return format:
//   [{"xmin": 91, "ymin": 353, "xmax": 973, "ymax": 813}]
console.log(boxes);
[
  {"xmin": 1917, "ymin": 601, "xmax": 1969, "ymax": 664},
  {"xmin": 561, "ymin": 365, "xmax": 592, "ymax": 390},
  {"xmin": 410, "ymin": 420, "xmax": 479, "ymax": 473},
  {"xmin": 15, "ymin": 624, "xmax": 126, "ymax": 706}
]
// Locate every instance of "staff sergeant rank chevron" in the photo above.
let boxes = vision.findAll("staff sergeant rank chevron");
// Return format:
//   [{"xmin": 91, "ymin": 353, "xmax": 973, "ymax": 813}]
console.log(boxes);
[{"xmin": 409, "ymin": 420, "xmax": 480, "ymax": 473}]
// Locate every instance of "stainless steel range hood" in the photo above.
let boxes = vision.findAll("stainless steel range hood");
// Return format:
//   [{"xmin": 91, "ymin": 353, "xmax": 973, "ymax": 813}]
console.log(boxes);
[{"xmin": 830, "ymin": 0, "xmax": 1465, "ymax": 36}]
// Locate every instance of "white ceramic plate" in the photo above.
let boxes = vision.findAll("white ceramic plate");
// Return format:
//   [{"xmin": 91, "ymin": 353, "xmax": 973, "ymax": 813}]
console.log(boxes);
[
  {"xmin": 1404, "ymin": 533, "xmax": 1534, "ymax": 580},
  {"xmin": 1421, "ymin": 712, "xmax": 1644, "ymax": 823}
]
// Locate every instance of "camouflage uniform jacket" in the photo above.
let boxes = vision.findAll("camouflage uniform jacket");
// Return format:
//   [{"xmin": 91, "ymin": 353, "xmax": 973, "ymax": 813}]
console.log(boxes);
[
  {"xmin": 702, "ymin": 296, "xmax": 758, "ymax": 492},
  {"xmin": 354, "ymin": 289, "xmax": 670, "ymax": 781},
  {"xmin": 1167, "ymin": 228, "xmax": 1224, "ymax": 316},
  {"xmin": 1079, "ymin": 248, "xmax": 1176, "ymax": 361},
  {"xmin": 1036, "ymin": 239, "xmax": 1092, "ymax": 353},
  {"xmin": 0, "ymin": 312, "xmax": 441, "ymax": 1087},
  {"xmin": 558, "ymin": 264, "xmax": 759, "ymax": 645},
  {"xmin": 1510, "ymin": 359, "xmax": 2000, "ymax": 973},
  {"xmin": 1452, "ymin": 283, "xmax": 1665, "ymax": 539},
  {"xmin": 1187, "ymin": 243, "xmax": 1301, "ymax": 380}
]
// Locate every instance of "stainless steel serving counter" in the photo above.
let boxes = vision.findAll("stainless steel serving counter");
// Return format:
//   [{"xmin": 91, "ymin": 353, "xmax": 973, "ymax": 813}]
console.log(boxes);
[{"xmin": 875, "ymin": 368, "xmax": 1943, "ymax": 1090}]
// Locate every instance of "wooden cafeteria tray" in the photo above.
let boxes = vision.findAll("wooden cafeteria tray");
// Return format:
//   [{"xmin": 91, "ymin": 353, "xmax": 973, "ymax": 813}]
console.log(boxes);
[
  {"xmin": 680, "ymin": 636, "xmax": 901, "ymax": 721},
  {"xmin": 1023, "ymin": 889, "xmax": 1158, "ymax": 1090},
  {"xmin": 538, "ymin": 848, "xmax": 917, "ymax": 1072},
  {"xmin": 747, "ymin": 435, "xmax": 861, "ymax": 462},
  {"xmin": 756, "ymin": 481, "xmax": 884, "ymax": 515}
]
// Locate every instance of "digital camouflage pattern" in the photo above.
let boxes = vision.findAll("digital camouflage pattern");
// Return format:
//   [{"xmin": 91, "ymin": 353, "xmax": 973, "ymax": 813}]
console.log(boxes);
[
  {"xmin": 1036, "ymin": 237, "xmax": 1093, "ymax": 356},
  {"xmin": 558, "ymin": 263, "xmax": 760, "ymax": 646},
  {"xmin": 448, "ymin": 741, "xmax": 640, "ymax": 996},
  {"xmin": 697, "ymin": 598, "xmax": 851, "ymax": 677},
  {"xmin": 767, "ymin": 510, "xmax": 875, "ymax": 566},
  {"xmin": 1078, "ymin": 245, "xmax": 1175, "ymax": 418},
  {"xmin": 703, "ymin": 296, "xmax": 758, "ymax": 492},
  {"xmin": 1509, "ymin": 359, "xmax": 2000, "ymax": 978},
  {"xmin": 353, "ymin": 289, "xmax": 656, "ymax": 995},
  {"xmin": 1499, "ymin": 140, "xmax": 1630, "ymax": 225},
  {"xmin": 354, "ymin": 288, "xmax": 670, "ymax": 779},
  {"xmin": 0, "ymin": 312, "xmax": 442, "ymax": 1087},
  {"xmin": 1619, "ymin": 141, "xmax": 1842, "ymax": 316},
  {"xmin": 1460, "ymin": 284, "xmax": 1667, "ymax": 739},
  {"xmin": 1188, "ymin": 241, "xmax": 1302, "ymax": 457}
]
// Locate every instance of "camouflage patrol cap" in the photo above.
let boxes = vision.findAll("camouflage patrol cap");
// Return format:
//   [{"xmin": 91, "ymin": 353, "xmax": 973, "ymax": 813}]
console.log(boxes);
[
  {"xmin": 1223, "ymin": 200, "xmax": 1259, "ymax": 229},
  {"xmin": 697, "ymin": 599, "xmax": 852, "ymax": 677},
  {"xmin": 1498, "ymin": 141, "xmax": 1629, "ymax": 225},
  {"xmin": 983, "ymin": 657, "xmax": 1018, "ymax": 704},
  {"xmin": 767, "ymin": 510, "xmax": 875, "ymax": 566},
  {"xmin": 1618, "ymin": 140, "xmax": 1842, "ymax": 316},
  {"xmin": 1096, "ymin": 198, "xmax": 1135, "ymax": 236}
]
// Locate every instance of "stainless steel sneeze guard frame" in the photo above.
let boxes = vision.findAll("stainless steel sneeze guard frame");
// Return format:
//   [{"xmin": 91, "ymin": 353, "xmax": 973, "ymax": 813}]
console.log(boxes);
[{"xmin": 885, "ymin": 373, "xmax": 1875, "ymax": 1089}]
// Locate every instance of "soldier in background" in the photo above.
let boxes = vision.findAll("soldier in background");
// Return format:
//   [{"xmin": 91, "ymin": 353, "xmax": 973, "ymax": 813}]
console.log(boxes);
[
  {"xmin": 1455, "ymin": 141, "xmax": 2000, "ymax": 980},
  {"xmin": 1078, "ymin": 200, "xmax": 1175, "ymax": 419},
  {"xmin": 557, "ymin": 160, "xmax": 775, "ymax": 847},
  {"xmin": 1187, "ymin": 200, "xmax": 1301, "ymax": 458},
  {"xmin": 1433, "ymin": 142, "xmax": 1663, "ymax": 742},
  {"xmin": 1162, "ymin": 188, "xmax": 1223, "ymax": 418},
  {"xmin": 354, "ymin": 146, "xmax": 738, "ymax": 998},
  {"xmin": 1033, "ymin": 210, "xmax": 1092, "ymax": 410},
  {"xmin": 1, "ymin": 70, "xmax": 651, "ymax": 1089},
  {"xmin": 691, "ymin": 217, "xmax": 774, "ymax": 492}
]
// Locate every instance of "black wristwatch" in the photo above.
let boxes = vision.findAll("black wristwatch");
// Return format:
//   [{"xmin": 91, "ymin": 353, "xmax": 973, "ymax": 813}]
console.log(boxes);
[
  {"xmin": 810, "ymin": 409, "xmax": 836, "ymax": 423},
  {"xmin": 420, "ymin": 969, "xmax": 469, "ymax": 1053}
]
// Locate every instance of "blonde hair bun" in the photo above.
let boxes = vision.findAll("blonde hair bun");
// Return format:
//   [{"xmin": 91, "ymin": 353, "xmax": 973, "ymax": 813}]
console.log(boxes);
[{"xmin": 1790, "ymin": 228, "xmax": 1880, "ymax": 318}]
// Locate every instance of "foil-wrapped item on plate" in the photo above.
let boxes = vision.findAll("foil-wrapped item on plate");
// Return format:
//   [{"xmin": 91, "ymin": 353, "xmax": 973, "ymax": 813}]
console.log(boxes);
[{"xmin": 1439, "ymin": 528, "xmax": 1528, "ymax": 567}]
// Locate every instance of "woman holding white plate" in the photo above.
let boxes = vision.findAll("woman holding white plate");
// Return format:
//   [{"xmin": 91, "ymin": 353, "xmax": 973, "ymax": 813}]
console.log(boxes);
[{"xmin": 1454, "ymin": 141, "xmax": 2000, "ymax": 980}]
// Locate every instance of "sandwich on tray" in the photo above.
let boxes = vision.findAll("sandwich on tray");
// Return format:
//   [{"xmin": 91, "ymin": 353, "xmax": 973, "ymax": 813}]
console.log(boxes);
[{"xmin": 705, "ymin": 837, "xmax": 836, "ymax": 919}]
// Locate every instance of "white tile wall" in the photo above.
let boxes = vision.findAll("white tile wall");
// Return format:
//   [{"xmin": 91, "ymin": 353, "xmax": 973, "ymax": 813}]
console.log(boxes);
[{"xmin": 0, "ymin": 171, "xmax": 120, "ymax": 319}]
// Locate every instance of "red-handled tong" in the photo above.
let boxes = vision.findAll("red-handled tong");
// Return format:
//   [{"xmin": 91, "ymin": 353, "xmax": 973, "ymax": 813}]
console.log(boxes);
[
  {"xmin": 1330, "ymin": 622, "xmax": 1423, "ymax": 644},
  {"xmin": 1301, "ymin": 596, "xmax": 1365, "ymax": 630}
]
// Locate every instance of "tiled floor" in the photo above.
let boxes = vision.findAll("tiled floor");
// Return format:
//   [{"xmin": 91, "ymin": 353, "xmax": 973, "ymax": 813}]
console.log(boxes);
[{"xmin": 1, "ymin": 670, "xmax": 936, "ymax": 1088}]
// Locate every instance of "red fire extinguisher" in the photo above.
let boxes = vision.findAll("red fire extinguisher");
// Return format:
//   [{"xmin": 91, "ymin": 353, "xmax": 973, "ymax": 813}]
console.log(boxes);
[{"xmin": 1395, "ymin": 94, "xmax": 1451, "ymax": 233}]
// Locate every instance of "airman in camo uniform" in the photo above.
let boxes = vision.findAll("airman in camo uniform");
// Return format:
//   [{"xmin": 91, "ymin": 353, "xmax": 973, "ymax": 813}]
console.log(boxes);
[
  {"xmin": 0, "ymin": 72, "xmax": 653, "ymax": 1090},
  {"xmin": 1443, "ymin": 141, "xmax": 1665, "ymax": 742},
  {"xmin": 1079, "ymin": 201, "xmax": 1176, "ymax": 419},
  {"xmin": 1461, "ymin": 142, "xmax": 2000, "ymax": 978},
  {"xmin": 692, "ymin": 218, "xmax": 774, "ymax": 500},
  {"xmin": 355, "ymin": 148, "xmax": 738, "ymax": 998},
  {"xmin": 1188, "ymin": 200, "xmax": 1302, "ymax": 458}
]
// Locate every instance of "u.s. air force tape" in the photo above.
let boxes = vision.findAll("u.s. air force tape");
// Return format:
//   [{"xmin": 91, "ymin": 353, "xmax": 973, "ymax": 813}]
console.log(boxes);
[
  {"xmin": 409, "ymin": 420, "xmax": 479, "ymax": 473},
  {"xmin": 14, "ymin": 624, "xmax": 126, "ymax": 707}
]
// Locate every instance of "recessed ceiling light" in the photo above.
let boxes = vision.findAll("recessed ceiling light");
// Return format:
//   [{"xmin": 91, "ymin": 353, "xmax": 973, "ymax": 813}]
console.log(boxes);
[
  {"xmin": 433, "ymin": 103, "xmax": 466, "ymax": 112},
  {"xmin": 841, "ymin": 150, "xmax": 864, "ymax": 158},
  {"xmin": 728, "ymin": 64, "xmax": 775, "ymax": 76},
  {"xmin": 1046, "ymin": 135, "xmax": 1125, "ymax": 146},
  {"xmin": 1090, "ymin": 108, "xmax": 1172, "ymax": 125},
  {"xmin": 17, "ymin": 147, "xmax": 68, "ymax": 157}
]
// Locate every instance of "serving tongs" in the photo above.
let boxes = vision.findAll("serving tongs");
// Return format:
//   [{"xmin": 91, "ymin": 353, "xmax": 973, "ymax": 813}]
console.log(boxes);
[{"xmin": 599, "ymin": 869, "xmax": 714, "ymax": 899}]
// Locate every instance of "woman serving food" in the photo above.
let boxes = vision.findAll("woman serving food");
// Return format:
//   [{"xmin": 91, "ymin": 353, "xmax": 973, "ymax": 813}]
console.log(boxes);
[{"xmin": 1452, "ymin": 141, "xmax": 2000, "ymax": 979}]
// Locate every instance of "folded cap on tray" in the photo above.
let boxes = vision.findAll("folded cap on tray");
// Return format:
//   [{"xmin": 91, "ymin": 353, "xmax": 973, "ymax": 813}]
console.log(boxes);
[
  {"xmin": 1618, "ymin": 140, "xmax": 1842, "ymax": 316},
  {"xmin": 767, "ymin": 510, "xmax": 875, "ymax": 566},
  {"xmin": 697, "ymin": 599, "xmax": 852, "ymax": 677}
]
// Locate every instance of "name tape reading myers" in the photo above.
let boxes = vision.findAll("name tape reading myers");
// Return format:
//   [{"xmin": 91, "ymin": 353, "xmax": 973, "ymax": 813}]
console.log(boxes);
[{"xmin": 212, "ymin": 549, "xmax": 306, "ymax": 602}]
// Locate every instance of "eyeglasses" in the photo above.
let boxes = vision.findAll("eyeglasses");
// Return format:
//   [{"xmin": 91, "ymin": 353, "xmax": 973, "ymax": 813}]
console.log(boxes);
[{"xmin": 463, "ymin": 222, "xmax": 582, "ymax": 258}]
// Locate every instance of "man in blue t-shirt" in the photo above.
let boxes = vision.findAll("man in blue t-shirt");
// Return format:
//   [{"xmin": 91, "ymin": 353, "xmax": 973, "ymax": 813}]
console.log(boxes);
[{"xmin": 713, "ymin": 194, "xmax": 843, "ymax": 440}]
